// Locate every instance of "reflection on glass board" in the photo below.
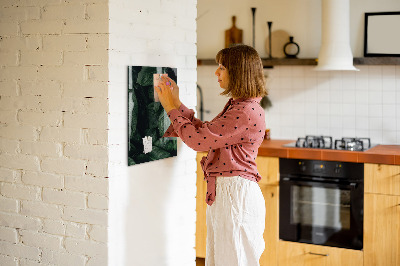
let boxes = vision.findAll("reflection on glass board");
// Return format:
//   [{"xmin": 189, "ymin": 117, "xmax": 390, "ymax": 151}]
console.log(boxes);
[{"xmin": 128, "ymin": 66, "xmax": 178, "ymax": 166}]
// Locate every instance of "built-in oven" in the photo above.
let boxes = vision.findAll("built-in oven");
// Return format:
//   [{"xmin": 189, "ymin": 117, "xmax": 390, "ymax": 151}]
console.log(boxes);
[{"xmin": 279, "ymin": 158, "xmax": 364, "ymax": 250}]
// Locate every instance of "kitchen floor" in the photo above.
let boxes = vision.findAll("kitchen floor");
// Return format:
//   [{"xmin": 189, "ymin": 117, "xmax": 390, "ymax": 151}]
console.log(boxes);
[{"xmin": 196, "ymin": 257, "xmax": 205, "ymax": 266}]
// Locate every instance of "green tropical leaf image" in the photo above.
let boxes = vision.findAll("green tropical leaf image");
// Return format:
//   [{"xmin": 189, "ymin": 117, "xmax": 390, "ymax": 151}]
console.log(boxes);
[{"xmin": 127, "ymin": 66, "xmax": 178, "ymax": 166}]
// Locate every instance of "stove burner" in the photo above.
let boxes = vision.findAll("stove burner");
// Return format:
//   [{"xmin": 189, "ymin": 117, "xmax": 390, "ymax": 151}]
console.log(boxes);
[
  {"xmin": 295, "ymin": 135, "xmax": 333, "ymax": 149},
  {"xmin": 334, "ymin": 137, "xmax": 371, "ymax": 151},
  {"xmin": 290, "ymin": 136, "xmax": 372, "ymax": 151}
]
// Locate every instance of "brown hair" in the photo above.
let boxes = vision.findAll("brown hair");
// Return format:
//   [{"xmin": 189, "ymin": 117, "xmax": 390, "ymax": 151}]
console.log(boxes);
[{"xmin": 215, "ymin": 45, "xmax": 267, "ymax": 98}]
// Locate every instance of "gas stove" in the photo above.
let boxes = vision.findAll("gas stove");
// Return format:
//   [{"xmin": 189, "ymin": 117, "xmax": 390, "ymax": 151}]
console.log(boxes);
[{"xmin": 284, "ymin": 135, "xmax": 374, "ymax": 151}]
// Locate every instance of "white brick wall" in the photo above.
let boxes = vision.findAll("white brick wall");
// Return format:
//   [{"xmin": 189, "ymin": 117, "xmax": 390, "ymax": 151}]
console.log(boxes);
[
  {"xmin": 0, "ymin": 1, "xmax": 109, "ymax": 265},
  {"xmin": 108, "ymin": 0, "xmax": 197, "ymax": 265}
]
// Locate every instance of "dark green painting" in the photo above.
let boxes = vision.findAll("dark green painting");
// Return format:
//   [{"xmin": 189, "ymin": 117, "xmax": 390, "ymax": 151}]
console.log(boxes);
[{"xmin": 128, "ymin": 66, "xmax": 178, "ymax": 166}]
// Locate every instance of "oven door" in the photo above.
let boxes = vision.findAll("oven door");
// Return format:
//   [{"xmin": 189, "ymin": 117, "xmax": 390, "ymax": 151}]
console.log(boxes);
[{"xmin": 279, "ymin": 177, "xmax": 363, "ymax": 250}]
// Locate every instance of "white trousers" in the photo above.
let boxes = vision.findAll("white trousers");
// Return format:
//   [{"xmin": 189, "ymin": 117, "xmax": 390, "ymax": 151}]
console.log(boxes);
[{"xmin": 205, "ymin": 176, "xmax": 266, "ymax": 266}]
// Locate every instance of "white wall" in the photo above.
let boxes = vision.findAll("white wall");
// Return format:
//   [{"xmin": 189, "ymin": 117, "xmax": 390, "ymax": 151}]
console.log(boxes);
[
  {"xmin": 197, "ymin": 0, "xmax": 400, "ymax": 145},
  {"xmin": 0, "ymin": 1, "xmax": 109, "ymax": 265},
  {"xmin": 108, "ymin": 0, "xmax": 198, "ymax": 265}
]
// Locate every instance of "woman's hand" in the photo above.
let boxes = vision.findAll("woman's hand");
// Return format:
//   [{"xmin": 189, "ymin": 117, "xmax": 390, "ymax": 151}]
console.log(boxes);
[
  {"xmin": 155, "ymin": 79, "xmax": 177, "ymax": 114},
  {"xmin": 163, "ymin": 76, "xmax": 181, "ymax": 109}
]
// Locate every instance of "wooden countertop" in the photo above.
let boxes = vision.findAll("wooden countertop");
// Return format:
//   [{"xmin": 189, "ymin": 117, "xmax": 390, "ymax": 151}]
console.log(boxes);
[{"xmin": 258, "ymin": 139, "xmax": 400, "ymax": 165}]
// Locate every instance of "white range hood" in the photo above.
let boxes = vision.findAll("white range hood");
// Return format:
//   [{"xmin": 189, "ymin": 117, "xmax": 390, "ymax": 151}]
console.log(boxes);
[{"xmin": 314, "ymin": 0, "xmax": 359, "ymax": 71}]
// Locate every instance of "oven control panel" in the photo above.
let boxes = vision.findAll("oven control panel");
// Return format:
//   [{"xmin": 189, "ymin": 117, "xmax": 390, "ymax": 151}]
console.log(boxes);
[{"xmin": 280, "ymin": 158, "xmax": 363, "ymax": 180}]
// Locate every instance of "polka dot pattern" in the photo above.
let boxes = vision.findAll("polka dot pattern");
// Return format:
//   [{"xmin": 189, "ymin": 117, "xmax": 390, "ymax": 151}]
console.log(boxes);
[{"xmin": 163, "ymin": 97, "xmax": 266, "ymax": 206}]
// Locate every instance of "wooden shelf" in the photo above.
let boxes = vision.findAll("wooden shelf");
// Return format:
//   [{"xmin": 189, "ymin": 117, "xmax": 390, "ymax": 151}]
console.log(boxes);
[{"xmin": 197, "ymin": 57, "xmax": 400, "ymax": 68}]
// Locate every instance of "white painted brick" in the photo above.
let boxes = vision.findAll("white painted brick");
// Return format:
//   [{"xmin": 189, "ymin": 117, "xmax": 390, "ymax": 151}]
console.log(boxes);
[
  {"xmin": 0, "ymin": 6, "xmax": 40, "ymax": 21},
  {"xmin": 43, "ymin": 188, "xmax": 86, "ymax": 208},
  {"xmin": 87, "ymin": 65, "xmax": 108, "ymax": 82},
  {"xmin": 0, "ymin": 81, "xmax": 17, "ymax": 96},
  {"xmin": 83, "ymin": 128, "xmax": 108, "ymax": 145},
  {"xmin": 63, "ymin": 19, "xmax": 108, "ymax": 34},
  {"xmin": 18, "ymin": 111, "xmax": 62, "ymax": 127},
  {"xmin": 86, "ymin": 4, "xmax": 108, "ymax": 20},
  {"xmin": 0, "ymin": 51, "xmax": 18, "ymax": 66},
  {"xmin": 86, "ymin": 34, "xmax": 108, "ymax": 51},
  {"xmin": 64, "ymin": 113, "xmax": 108, "ymax": 129},
  {"xmin": 0, "ymin": 168, "xmax": 16, "ymax": 182},
  {"xmin": 63, "ymin": 207, "xmax": 107, "ymax": 226},
  {"xmin": 0, "ymin": 226, "xmax": 18, "ymax": 243},
  {"xmin": 0, "ymin": 125, "xmax": 37, "ymax": 141},
  {"xmin": 0, "ymin": 36, "xmax": 42, "ymax": 52},
  {"xmin": 42, "ymin": 4, "xmax": 85, "ymax": 20},
  {"xmin": 20, "ymin": 21, "xmax": 62, "ymax": 35},
  {"xmin": 0, "ymin": 183, "xmax": 41, "ymax": 201},
  {"xmin": 0, "ymin": 241, "xmax": 40, "ymax": 261},
  {"xmin": 41, "ymin": 248, "xmax": 86, "ymax": 266},
  {"xmin": 64, "ymin": 144, "xmax": 108, "ymax": 161},
  {"xmin": 82, "ymin": 98, "xmax": 109, "ymax": 114},
  {"xmin": 86, "ymin": 161, "xmax": 108, "ymax": 178},
  {"xmin": 41, "ymin": 158, "xmax": 86, "ymax": 176},
  {"xmin": 175, "ymin": 42, "xmax": 197, "ymax": 56},
  {"xmin": 43, "ymin": 219, "xmax": 66, "ymax": 235},
  {"xmin": 0, "ymin": 212, "xmax": 42, "ymax": 230},
  {"xmin": 0, "ymin": 110, "xmax": 17, "ymax": 125},
  {"xmin": 87, "ymin": 256, "xmax": 107, "ymax": 266},
  {"xmin": 0, "ymin": 196, "xmax": 18, "ymax": 213},
  {"xmin": 16, "ymin": 0, "xmax": 63, "ymax": 6},
  {"xmin": 0, "ymin": 22, "xmax": 18, "ymax": 36},
  {"xmin": 65, "ymin": 237, "xmax": 107, "ymax": 256},
  {"xmin": 64, "ymin": 50, "xmax": 108, "ymax": 66},
  {"xmin": 42, "ymin": 35, "xmax": 86, "ymax": 51},
  {"xmin": 21, "ymin": 200, "xmax": 63, "ymax": 219},
  {"xmin": 0, "ymin": 254, "xmax": 17, "ymax": 266},
  {"xmin": 63, "ymin": 81, "xmax": 108, "ymax": 98},
  {"xmin": 22, "ymin": 171, "xmax": 63, "ymax": 189},
  {"xmin": 19, "ymin": 259, "xmax": 42, "ymax": 266},
  {"xmin": 20, "ymin": 230, "xmax": 63, "ymax": 251},
  {"xmin": 0, "ymin": 138, "xmax": 19, "ymax": 154},
  {"xmin": 20, "ymin": 51, "xmax": 63, "ymax": 66},
  {"xmin": 39, "ymin": 127, "xmax": 81, "ymax": 144},
  {"xmin": 176, "ymin": 16, "xmax": 196, "ymax": 30},
  {"xmin": 20, "ymin": 141, "xmax": 62, "ymax": 157},
  {"xmin": 186, "ymin": 55, "xmax": 197, "ymax": 69},
  {"xmin": 19, "ymin": 80, "xmax": 61, "ymax": 97},
  {"xmin": 88, "ymin": 193, "xmax": 108, "ymax": 210},
  {"xmin": 37, "ymin": 66, "xmax": 85, "ymax": 82},
  {"xmin": 65, "ymin": 222, "xmax": 86, "ymax": 239},
  {"xmin": 0, "ymin": 66, "xmax": 38, "ymax": 81},
  {"xmin": 31, "ymin": 96, "xmax": 84, "ymax": 113},
  {"xmin": 88, "ymin": 225, "xmax": 107, "ymax": 243},
  {"xmin": 0, "ymin": 154, "xmax": 40, "ymax": 171}
]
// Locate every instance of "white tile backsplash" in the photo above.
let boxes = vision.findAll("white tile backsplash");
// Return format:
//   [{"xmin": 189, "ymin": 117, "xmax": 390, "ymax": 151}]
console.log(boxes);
[{"xmin": 197, "ymin": 65, "xmax": 400, "ymax": 144}]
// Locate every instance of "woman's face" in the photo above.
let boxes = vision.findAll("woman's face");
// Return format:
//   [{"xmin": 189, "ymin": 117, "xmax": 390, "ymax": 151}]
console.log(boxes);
[{"xmin": 215, "ymin": 64, "xmax": 229, "ymax": 89}]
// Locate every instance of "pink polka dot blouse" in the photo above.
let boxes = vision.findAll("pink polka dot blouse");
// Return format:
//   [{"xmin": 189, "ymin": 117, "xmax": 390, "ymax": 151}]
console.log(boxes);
[{"xmin": 163, "ymin": 97, "xmax": 266, "ymax": 206}]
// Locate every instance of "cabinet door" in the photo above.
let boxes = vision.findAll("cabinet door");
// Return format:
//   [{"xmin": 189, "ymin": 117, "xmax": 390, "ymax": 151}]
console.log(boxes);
[
  {"xmin": 364, "ymin": 193, "xmax": 400, "ymax": 266},
  {"xmin": 256, "ymin": 156, "xmax": 279, "ymax": 186},
  {"xmin": 365, "ymin": 163, "xmax": 400, "ymax": 196},
  {"xmin": 196, "ymin": 152, "xmax": 208, "ymax": 258},
  {"xmin": 278, "ymin": 241, "xmax": 363, "ymax": 266},
  {"xmin": 259, "ymin": 185, "xmax": 279, "ymax": 266}
]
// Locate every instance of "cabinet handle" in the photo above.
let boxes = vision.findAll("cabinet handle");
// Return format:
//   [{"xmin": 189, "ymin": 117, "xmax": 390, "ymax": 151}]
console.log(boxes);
[{"xmin": 309, "ymin": 252, "xmax": 329, "ymax": 257}]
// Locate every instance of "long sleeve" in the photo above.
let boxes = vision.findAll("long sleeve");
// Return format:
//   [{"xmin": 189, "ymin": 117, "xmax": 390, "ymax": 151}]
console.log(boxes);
[
  {"xmin": 166, "ymin": 105, "xmax": 254, "ymax": 152},
  {"xmin": 163, "ymin": 103, "xmax": 204, "ymax": 137}
]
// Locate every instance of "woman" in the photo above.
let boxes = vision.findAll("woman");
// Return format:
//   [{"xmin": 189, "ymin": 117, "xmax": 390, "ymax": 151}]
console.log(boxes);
[{"xmin": 155, "ymin": 45, "xmax": 267, "ymax": 266}]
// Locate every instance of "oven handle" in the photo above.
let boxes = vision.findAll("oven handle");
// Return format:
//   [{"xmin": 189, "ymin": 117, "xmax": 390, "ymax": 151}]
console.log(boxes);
[{"xmin": 281, "ymin": 177, "xmax": 358, "ymax": 188}]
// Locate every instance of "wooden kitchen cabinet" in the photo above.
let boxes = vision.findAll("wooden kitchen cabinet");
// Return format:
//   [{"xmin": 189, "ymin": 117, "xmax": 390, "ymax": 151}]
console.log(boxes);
[
  {"xmin": 364, "ymin": 163, "xmax": 400, "ymax": 266},
  {"xmin": 364, "ymin": 163, "xmax": 400, "ymax": 196},
  {"xmin": 278, "ymin": 241, "xmax": 363, "ymax": 266},
  {"xmin": 196, "ymin": 152, "xmax": 208, "ymax": 258},
  {"xmin": 259, "ymin": 184, "xmax": 279, "ymax": 266}
]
